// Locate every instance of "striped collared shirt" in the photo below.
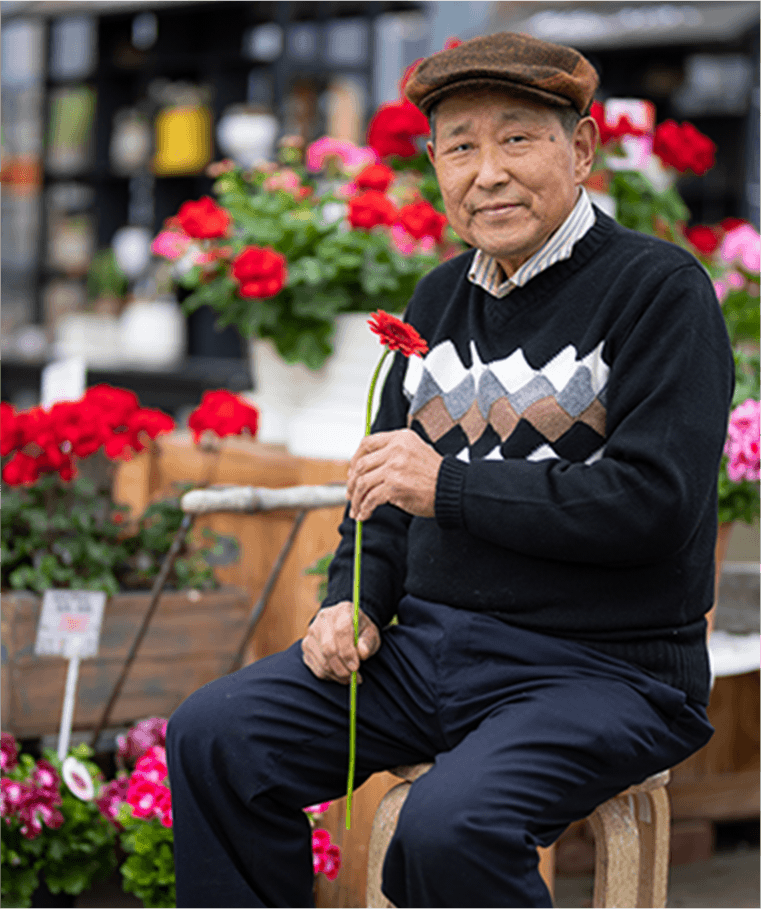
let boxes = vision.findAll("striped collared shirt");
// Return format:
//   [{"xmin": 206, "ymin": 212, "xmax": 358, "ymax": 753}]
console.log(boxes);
[{"xmin": 467, "ymin": 188, "xmax": 597, "ymax": 299}]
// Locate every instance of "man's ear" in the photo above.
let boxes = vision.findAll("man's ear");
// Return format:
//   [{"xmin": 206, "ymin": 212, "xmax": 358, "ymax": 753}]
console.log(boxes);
[
  {"xmin": 573, "ymin": 117, "xmax": 598, "ymax": 185},
  {"xmin": 426, "ymin": 140, "xmax": 436, "ymax": 167}
]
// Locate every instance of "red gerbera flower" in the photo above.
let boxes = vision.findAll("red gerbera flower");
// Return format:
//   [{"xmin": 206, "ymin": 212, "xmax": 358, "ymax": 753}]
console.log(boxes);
[{"xmin": 368, "ymin": 311, "xmax": 428, "ymax": 358}]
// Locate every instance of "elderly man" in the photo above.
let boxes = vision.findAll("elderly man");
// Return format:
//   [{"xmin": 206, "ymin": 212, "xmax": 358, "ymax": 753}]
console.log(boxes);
[{"xmin": 167, "ymin": 33, "xmax": 733, "ymax": 908}]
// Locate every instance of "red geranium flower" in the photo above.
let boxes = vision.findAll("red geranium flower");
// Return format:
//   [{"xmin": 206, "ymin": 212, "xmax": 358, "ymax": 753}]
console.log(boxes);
[
  {"xmin": 188, "ymin": 390, "xmax": 259, "ymax": 442},
  {"xmin": 590, "ymin": 101, "xmax": 647, "ymax": 147},
  {"xmin": 177, "ymin": 196, "xmax": 231, "ymax": 239},
  {"xmin": 685, "ymin": 225, "xmax": 721, "ymax": 256},
  {"xmin": 653, "ymin": 120, "xmax": 715, "ymax": 176},
  {"xmin": 354, "ymin": 163, "xmax": 397, "ymax": 193},
  {"xmin": 348, "ymin": 191, "xmax": 398, "ymax": 231},
  {"xmin": 397, "ymin": 201, "xmax": 448, "ymax": 242},
  {"xmin": 368, "ymin": 311, "xmax": 428, "ymax": 358},
  {"xmin": 0, "ymin": 402, "xmax": 20, "ymax": 457},
  {"xmin": 231, "ymin": 246, "xmax": 287, "ymax": 299},
  {"xmin": 366, "ymin": 101, "xmax": 430, "ymax": 159}
]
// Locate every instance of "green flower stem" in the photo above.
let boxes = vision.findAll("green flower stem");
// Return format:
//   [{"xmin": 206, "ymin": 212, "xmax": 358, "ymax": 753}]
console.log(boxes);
[{"xmin": 346, "ymin": 346, "xmax": 390, "ymax": 830}]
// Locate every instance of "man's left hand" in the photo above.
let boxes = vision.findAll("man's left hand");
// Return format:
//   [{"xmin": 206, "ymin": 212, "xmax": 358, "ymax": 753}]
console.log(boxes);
[{"xmin": 347, "ymin": 429, "xmax": 443, "ymax": 521}]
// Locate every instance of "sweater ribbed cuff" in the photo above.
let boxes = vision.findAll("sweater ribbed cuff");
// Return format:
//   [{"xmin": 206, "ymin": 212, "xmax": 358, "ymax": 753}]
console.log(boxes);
[{"xmin": 435, "ymin": 455, "xmax": 467, "ymax": 528}]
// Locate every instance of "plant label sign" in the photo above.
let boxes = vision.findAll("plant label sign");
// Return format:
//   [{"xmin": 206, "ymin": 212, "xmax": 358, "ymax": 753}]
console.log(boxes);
[{"xmin": 34, "ymin": 589, "xmax": 107, "ymax": 660}]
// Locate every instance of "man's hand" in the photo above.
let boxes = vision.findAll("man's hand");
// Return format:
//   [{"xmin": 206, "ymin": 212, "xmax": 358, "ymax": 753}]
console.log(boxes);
[
  {"xmin": 347, "ymin": 429, "xmax": 443, "ymax": 522},
  {"xmin": 301, "ymin": 602, "xmax": 381, "ymax": 684}
]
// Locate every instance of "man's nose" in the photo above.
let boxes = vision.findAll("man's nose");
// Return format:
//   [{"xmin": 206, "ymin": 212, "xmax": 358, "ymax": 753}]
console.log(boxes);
[{"xmin": 474, "ymin": 143, "xmax": 509, "ymax": 190}]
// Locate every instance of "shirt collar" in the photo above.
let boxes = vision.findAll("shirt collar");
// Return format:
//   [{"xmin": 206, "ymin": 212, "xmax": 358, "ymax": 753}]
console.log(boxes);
[{"xmin": 468, "ymin": 188, "xmax": 597, "ymax": 299}]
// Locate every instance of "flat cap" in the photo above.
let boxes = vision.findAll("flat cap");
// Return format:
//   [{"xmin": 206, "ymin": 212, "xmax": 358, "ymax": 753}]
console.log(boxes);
[{"xmin": 404, "ymin": 32, "xmax": 599, "ymax": 117}]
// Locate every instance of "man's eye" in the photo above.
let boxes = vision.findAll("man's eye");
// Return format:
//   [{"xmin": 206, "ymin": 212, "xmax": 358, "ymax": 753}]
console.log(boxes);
[{"xmin": 504, "ymin": 135, "xmax": 526, "ymax": 144}]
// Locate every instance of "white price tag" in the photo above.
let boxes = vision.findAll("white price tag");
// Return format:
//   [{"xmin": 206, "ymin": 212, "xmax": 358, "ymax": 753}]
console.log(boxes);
[{"xmin": 34, "ymin": 589, "xmax": 107, "ymax": 660}]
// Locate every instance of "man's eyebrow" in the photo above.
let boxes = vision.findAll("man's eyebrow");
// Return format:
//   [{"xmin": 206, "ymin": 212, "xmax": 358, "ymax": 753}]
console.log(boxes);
[{"xmin": 440, "ymin": 110, "xmax": 536, "ymax": 140}]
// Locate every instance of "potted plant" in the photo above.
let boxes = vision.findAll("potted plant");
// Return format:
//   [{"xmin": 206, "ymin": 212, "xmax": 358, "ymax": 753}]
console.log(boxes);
[
  {"xmin": 88, "ymin": 717, "xmax": 341, "ymax": 908},
  {"xmin": 85, "ymin": 248, "xmax": 129, "ymax": 316},
  {"xmin": 0, "ymin": 386, "xmax": 258, "ymax": 739},
  {"xmin": 149, "ymin": 85, "xmax": 463, "ymax": 457},
  {"xmin": 1, "ymin": 734, "xmax": 117, "ymax": 908}
]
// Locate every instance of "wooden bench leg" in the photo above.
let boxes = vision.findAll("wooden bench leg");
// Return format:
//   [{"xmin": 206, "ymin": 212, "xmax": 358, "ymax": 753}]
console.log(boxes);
[
  {"xmin": 589, "ymin": 793, "xmax": 641, "ymax": 908},
  {"xmin": 366, "ymin": 781, "xmax": 411, "ymax": 908},
  {"xmin": 633, "ymin": 785, "xmax": 671, "ymax": 908}
]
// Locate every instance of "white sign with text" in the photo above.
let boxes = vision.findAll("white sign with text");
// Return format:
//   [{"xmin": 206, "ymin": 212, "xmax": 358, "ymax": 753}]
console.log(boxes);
[{"xmin": 34, "ymin": 589, "xmax": 107, "ymax": 660}]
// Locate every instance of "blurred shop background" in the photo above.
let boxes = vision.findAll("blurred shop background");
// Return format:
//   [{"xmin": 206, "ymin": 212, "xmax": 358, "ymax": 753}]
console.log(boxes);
[{"xmin": 0, "ymin": 4, "xmax": 758, "ymax": 902}]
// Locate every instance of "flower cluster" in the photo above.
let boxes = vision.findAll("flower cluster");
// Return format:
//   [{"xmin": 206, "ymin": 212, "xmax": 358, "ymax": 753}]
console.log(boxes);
[
  {"xmin": 725, "ymin": 399, "xmax": 760, "ymax": 483},
  {"xmin": 1, "ymin": 386, "xmax": 258, "ymax": 595},
  {"xmin": 153, "ymin": 41, "xmax": 462, "ymax": 370},
  {"xmin": 1, "ymin": 386, "xmax": 175, "ymax": 487},
  {"xmin": 1, "ymin": 747, "xmax": 64, "ymax": 840},
  {"xmin": 116, "ymin": 717, "xmax": 167, "ymax": 766},
  {"xmin": 303, "ymin": 801, "xmax": 342, "ymax": 882},
  {"xmin": 1, "ymin": 739, "xmax": 117, "ymax": 908},
  {"xmin": 187, "ymin": 389, "xmax": 260, "ymax": 442},
  {"xmin": 652, "ymin": 119, "xmax": 716, "ymax": 177},
  {"xmin": 124, "ymin": 747, "xmax": 173, "ymax": 829},
  {"xmin": 311, "ymin": 828, "xmax": 342, "ymax": 881},
  {"xmin": 590, "ymin": 101, "xmax": 646, "ymax": 147}
]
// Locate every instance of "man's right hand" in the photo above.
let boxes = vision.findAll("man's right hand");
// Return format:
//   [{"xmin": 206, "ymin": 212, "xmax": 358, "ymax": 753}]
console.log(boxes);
[{"xmin": 301, "ymin": 601, "xmax": 381, "ymax": 684}]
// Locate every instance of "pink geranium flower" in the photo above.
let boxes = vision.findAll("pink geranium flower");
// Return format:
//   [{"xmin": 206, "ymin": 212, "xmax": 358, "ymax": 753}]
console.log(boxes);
[
  {"xmin": 32, "ymin": 760, "xmax": 60, "ymax": 796},
  {"xmin": 720, "ymin": 224, "xmax": 761, "ymax": 273},
  {"xmin": 151, "ymin": 229, "xmax": 191, "ymax": 260},
  {"xmin": 312, "ymin": 828, "xmax": 342, "ymax": 881},
  {"xmin": 305, "ymin": 137, "xmax": 377, "ymax": 174},
  {"xmin": 96, "ymin": 776, "xmax": 130, "ymax": 829},
  {"xmin": 133, "ymin": 746, "xmax": 168, "ymax": 784},
  {"xmin": 725, "ymin": 398, "xmax": 760, "ymax": 482},
  {"xmin": 117, "ymin": 717, "xmax": 167, "ymax": 765},
  {"xmin": 1, "ymin": 733, "xmax": 18, "ymax": 772}
]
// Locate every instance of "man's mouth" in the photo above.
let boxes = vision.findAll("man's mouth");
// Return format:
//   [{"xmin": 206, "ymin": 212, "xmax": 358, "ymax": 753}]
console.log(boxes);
[{"xmin": 471, "ymin": 202, "xmax": 521, "ymax": 215}]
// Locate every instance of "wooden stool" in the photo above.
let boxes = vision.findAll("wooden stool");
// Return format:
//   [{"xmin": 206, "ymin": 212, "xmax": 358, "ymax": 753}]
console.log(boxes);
[{"xmin": 366, "ymin": 764, "xmax": 671, "ymax": 909}]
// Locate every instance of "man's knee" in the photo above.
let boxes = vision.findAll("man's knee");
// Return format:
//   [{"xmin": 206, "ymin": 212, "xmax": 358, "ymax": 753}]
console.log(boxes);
[
  {"xmin": 166, "ymin": 673, "xmax": 250, "ymax": 783},
  {"xmin": 383, "ymin": 778, "xmax": 528, "ymax": 884}
]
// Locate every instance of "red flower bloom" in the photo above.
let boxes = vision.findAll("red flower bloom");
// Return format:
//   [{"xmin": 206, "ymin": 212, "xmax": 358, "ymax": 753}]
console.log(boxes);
[
  {"xmin": 177, "ymin": 196, "xmax": 231, "ymax": 239},
  {"xmin": 720, "ymin": 217, "xmax": 750, "ymax": 233},
  {"xmin": 397, "ymin": 201, "xmax": 448, "ymax": 242},
  {"xmin": 355, "ymin": 163, "xmax": 397, "ymax": 193},
  {"xmin": 188, "ymin": 390, "xmax": 259, "ymax": 443},
  {"xmin": 366, "ymin": 101, "xmax": 430, "ymax": 159},
  {"xmin": 653, "ymin": 120, "xmax": 716, "ymax": 176},
  {"xmin": 368, "ymin": 311, "xmax": 428, "ymax": 358},
  {"xmin": 0, "ymin": 402, "xmax": 20, "ymax": 457},
  {"xmin": 685, "ymin": 225, "xmax": 721, "ymax": 256},
  {"xmin": 231, "ymin": 246, "xmax": 287, "ymax": 299},
  {"xmin": 2, "ymin": 451, "xmax": 41, "ymax": 486},
  {"xmin": 590, "ymin": 101, "xmax": 646, "ymax": 147},
  {"xmin": 348, "ymin": 191, "xmax": 399, "ymax": 231}
]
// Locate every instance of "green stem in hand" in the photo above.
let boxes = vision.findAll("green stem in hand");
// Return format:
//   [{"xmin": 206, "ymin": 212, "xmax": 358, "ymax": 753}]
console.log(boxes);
[{"xmin": 346, "ymin": 347, "xmax": 390, "ymax": 830}]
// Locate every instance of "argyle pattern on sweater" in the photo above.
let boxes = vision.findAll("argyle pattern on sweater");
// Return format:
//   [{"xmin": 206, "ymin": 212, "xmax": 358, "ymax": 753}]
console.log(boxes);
[{"xmin": 403, "ymin": 338, "xmax": 610, "ymax": 465}]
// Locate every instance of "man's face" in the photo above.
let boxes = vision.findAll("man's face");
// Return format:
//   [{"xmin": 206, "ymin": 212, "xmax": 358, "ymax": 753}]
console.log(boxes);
[{"xmin": 427, "ymin": 90, "xmax": 596, "ymax": 277}]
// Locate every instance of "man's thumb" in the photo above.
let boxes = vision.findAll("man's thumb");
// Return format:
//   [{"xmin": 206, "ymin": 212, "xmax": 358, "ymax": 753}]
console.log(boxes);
[{"xmin": 357, "ymin": 622, "xmax": 380, "ymax": 660}]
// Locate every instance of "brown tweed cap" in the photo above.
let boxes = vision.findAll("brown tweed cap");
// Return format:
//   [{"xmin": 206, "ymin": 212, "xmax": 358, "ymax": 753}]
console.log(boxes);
[{"xmin": 404, "ymin": 32, "xmax": 599, "ymax": 117}]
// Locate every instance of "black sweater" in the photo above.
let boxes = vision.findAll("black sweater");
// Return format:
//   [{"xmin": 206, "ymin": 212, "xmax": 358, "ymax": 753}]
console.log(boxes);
[{"xmin": 324, "ymin": 210, "xmax": 735, "ymax": 704}]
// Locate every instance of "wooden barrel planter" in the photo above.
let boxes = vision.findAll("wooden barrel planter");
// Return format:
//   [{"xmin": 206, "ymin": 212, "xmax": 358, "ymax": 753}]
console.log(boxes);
[{"xmin": 1, "ymin": 586, "xmax": 249, "ymax": 738}]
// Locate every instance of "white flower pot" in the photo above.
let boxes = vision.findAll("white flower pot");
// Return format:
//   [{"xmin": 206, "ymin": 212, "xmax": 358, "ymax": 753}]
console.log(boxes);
[
  {"xmin": 118, "ymin": 297, "xmax": 186, "ymax": 368},
  {"xmin": 216, "ymin": 108, "xmax": 279, "ymax": 168},
  {"xmin": 246, "ymin": 313, "xmax": 393, "ymax": 459}
]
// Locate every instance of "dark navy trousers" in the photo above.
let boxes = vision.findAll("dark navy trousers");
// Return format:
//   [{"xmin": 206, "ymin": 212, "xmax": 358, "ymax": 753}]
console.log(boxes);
[{"xmin": 166, "ymin": 595, "xmax": 712, "ymax": 908}]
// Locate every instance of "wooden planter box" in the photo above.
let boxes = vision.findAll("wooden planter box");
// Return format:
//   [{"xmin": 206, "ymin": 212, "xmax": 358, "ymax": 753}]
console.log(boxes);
[{"xmin": 1, "ymin": 586, "xmax": 249, "ymax": 738}]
